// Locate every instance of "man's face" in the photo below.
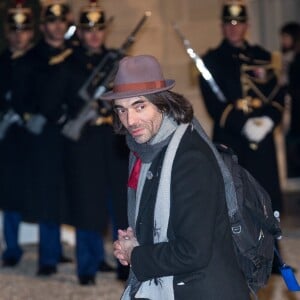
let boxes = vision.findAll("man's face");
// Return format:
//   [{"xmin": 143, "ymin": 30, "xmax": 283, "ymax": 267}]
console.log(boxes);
[
  {"xmin": 78, "ymin": 28, "xmax": 106, "ymax": 51},
  {"xmin": 222, "ymin": 22, "xmax": 248, "ymax": 47},
  {"xmin": 114, "ymin": 96, "xmax": 163, "ymax": 144},
  {"xmin": 40, "ymin": 19, "xmax": 68, "ymax": 43},
  {"xmin": 280, "ymin": 33, "xmax": 294, "ymax": 52},
  {"xmin": 6, "ymin": 29, "xmax": 33, "ymax": 52}
]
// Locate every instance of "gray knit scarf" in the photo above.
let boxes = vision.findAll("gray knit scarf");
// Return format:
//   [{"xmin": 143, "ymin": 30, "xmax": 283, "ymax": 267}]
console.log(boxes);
[{"xmin": 121, "ymin": 115, "xmax": 178, "ymax": 300}]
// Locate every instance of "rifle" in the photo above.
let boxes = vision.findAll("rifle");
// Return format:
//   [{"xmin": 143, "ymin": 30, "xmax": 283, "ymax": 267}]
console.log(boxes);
[
  {"xmin": 62, "ymin": 11, "xmax": 151, "ymax": 141},
  {"xmin": 0, "ymin": 109, "xmax": 22, "ymax": 140},
  {"xmin": 172, "ymin": 23, "xmax": 227, "ymax": 103},
  {"xmin": 61, "ymin": 102, "xmax": 98, "ymax": 141},
  {"xmin": 78, "ymin": 11, "xmax": 151, "ymax": 102}
]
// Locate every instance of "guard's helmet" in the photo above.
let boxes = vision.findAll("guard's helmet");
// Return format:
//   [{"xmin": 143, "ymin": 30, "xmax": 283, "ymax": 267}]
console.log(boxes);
[
  {"xmin": 41, "ymin": 0, "xmax": 70, "ymax": 22},
  {"xmin": 79, "ymin": 0, "xmax": 106, "ymax": 29},
  {"xmin": 221, "ymin": 0, "xmax": 248, "ymax": 24},
  {"xmin": 7, "ymin": 0, "xmax": 34, "ymax": 30}
]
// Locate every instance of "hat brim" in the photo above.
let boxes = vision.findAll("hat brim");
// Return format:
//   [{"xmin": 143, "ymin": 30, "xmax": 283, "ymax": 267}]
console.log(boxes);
[
  {"xmin": 100, "ymin": 79, "xmax": 175, "ymax": 100},
  {"xmin": 8, "ymin": 24, "xmax": 34, "ymax": 30},
  {"xmin": 222, "ymin": 17, "xmax": 247, "ymax": 23},
  {"xmin": 79, "ymin": 24, "xmax": 106, "ymax": 30},
  {"xmin": 43, "ymin": 16, "xmax": 67, "ymax": 23}
]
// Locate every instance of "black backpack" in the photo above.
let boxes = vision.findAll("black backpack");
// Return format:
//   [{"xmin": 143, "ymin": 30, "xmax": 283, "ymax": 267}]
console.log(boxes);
[
  {"xmin": 191, "ymin": 120, "xmax": 282, "ymax": 294},
  {"xmin": 215, "ymin": 143, "xmax": 282, "ymax": 294},
  {"xmin": 167, "ymin": 121, "xmax": 282, "ymax": 295}
]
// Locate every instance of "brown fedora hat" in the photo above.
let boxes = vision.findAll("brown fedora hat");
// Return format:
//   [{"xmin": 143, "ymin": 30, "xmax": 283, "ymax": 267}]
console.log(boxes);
[{"xmin": 100, "ymin": 55, "xmax": 175, "ymax": 100}]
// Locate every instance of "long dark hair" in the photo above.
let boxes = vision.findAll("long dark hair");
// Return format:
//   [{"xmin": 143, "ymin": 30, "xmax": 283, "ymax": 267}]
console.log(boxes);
[
  {"xmin": 112, "ymin": 90, "xmax": 194, "ymax": 134},
  {"xmin": 280, "ymin": 22, "xmax": 300, "ymax": 53}
]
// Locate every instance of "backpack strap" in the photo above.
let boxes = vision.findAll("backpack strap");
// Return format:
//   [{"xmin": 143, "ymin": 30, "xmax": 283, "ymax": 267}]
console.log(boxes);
[{"xmin": 191, "ymin": 118, "xmax": 239, "ymax": 218}]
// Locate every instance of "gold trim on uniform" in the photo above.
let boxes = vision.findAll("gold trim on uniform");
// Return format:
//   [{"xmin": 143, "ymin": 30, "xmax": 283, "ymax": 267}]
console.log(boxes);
[
  {"xmin": 49, "ymin": 48, "xmax": 73, "ymax": 65},
  {"xmin": 251, "ymin": 98, "xmax": 263, "ymax": 108},
  {"xmin": 92, "ymin": 115, "xmax": 113, "ymax": 126},
  {"xmin": 11, "ymin": 44, "xmax": 33, "ymax": 60},
  {"xmin": 12, "ymin": 50, "xmax": 26, "ymax": 59},
  {"xmin": 240, "ymin": 64, "xmax": 281, "ymax": 105},
  {"xmin": 220, "ymin": 104, "xmax": 234, "ymax": 128},
  {"xmin": 236, "ymin": 97, "xmax": 251, "ymax": 114},
  {"xmin": 236, "ymin": 97, "xmax": 263, "ymax": 114}
]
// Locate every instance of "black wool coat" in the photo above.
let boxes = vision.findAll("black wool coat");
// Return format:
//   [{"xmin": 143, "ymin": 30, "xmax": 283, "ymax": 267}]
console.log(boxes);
[
  {"xmin": 130, "ymin": 126, "xmax": 250, "ymax": 300},
  {"xmin": 12, "ymin": 40, "xmax": 73, "ymax": 223},
  {"xmin": 0, "ymin": 49, "xmax": 31, "ymax": 213}
]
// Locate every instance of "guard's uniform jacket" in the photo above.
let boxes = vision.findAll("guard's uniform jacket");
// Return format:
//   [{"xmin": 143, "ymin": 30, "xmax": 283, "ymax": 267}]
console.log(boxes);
[
  {"xmin": 63, "ymin": 45, "xmax": 129, "ymax": 232},
  {"xmin": 0, "ymin": 48, "xmax": 31, "ymax": 213},
  {"xmin": 16, "ymin": 39, "xmax": 73, "ymax": 223},
  {"xmin": 199, "ymin": 39, "xmax": 285, "ymax": 212},
  {"xmin": 286, "ymin": 52, "xmax": 300, "ymax": 177}
]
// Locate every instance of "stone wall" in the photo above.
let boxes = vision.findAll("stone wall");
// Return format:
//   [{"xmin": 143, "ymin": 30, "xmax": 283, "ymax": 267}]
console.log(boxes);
[{"xmin": 66, "ymin": 0, "xmax": 226, "ymax": 136}]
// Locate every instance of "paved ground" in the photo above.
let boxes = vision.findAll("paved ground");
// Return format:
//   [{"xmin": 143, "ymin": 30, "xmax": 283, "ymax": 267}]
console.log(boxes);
[
  {"xmin": 0, "ymin": 192, "xmax": 300, "ymax": 300},
  {"xmin": 0, "ymin": 241, "xmax": 125, "ymax": 300}
]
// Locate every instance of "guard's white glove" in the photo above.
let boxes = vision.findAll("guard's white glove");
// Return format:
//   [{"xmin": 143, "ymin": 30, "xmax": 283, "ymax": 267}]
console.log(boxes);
[
  {"xmin": 25, "ymin": 113, "xmax": 47, "ymax": 135},
  {"xmin": 242, "ymin": 116, "xmax": 274, "ymax": 143}
]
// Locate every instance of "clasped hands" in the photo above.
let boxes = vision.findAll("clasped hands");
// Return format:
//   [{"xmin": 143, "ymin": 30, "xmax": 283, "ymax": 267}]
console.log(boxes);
[
  {"xmin": 113, "ymin": 227, "xmax": 139, "ymax": 266},
  {"xmin": 242, "ymin": 116, "xmax": 274, "ymax": 143}
]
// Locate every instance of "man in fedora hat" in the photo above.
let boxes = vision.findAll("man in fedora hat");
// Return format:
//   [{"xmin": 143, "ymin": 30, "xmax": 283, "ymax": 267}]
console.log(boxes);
[
  {"xmin": 102, "ymin": 54, "xmax": 250, "ymax": 299},
  {"xmin": 199, "ymin": 0, "xmax": 286, "ymax": 274}
]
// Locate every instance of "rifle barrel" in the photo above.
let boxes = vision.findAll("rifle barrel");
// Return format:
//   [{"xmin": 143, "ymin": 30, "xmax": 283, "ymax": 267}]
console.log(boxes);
[
  {"xmin": 173, "ymin": 23, "xmax": 226, "ymax": 103},
  {"xmin": 120, "ymin": 11, "xmax": 151, "ymax": 52}
]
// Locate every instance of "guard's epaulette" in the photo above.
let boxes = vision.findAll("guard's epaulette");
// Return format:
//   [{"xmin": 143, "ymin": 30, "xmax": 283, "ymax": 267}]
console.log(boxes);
[
  {"xmin": 48, "ymin": 48, "xmax": 73, "ymax": 65},
  {"xmin": 11, "ymin": 50, "xmax": 26, "ymax": 60},
  {"xmin": 11, "ymin": 44, "xmax": 34, "ymax": 60}
]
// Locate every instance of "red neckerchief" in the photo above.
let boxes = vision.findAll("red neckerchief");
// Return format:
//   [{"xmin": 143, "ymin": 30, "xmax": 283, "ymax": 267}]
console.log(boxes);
[{"xmin": 127, "ymin": 152, "xmax": 142, "ymax": 190}]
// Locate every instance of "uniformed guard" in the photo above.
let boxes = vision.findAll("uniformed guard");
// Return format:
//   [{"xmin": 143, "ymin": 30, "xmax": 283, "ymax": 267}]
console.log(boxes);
[
  {"xmin": 14, "ymin": 0, "xmax": 73, "ymax": 276},
  {"xmin": 199, "ymin": 0, "xmax": 286, "ymax": 274},
  {"xmin": 63, "ymin": 0, "xmax": 129, "ymax": 285},
  {"xmin": 279, "ymin": 22, "xmax": 300, "ymax": 178},
  {"xmin": 0, "ymin": 0, "xmax": 34, "ymax": 267}
]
